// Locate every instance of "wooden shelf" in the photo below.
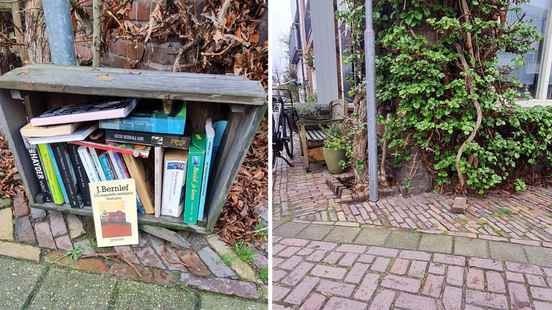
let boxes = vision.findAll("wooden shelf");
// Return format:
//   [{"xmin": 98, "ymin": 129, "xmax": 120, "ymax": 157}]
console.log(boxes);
[{"xmin": 31, "ymin": 203, "xmax": 208, "ymax": 234}]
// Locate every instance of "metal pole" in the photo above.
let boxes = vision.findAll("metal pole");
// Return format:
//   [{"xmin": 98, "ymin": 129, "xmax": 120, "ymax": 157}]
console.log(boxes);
[
  {"xmin": 365, "ymin": 0, "xmax": 378, "ymax": 201},
  {"xmin": 42, "ymin": 0, "xmax": 76, "ymax": 65}
]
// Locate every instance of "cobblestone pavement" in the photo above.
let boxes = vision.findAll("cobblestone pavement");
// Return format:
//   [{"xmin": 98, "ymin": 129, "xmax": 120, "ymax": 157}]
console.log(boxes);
[
  {"xmin": 0, "ymin": 255, "xmax": 266, "ymax": 309},
  {"xmin": 273, "ymin": 144, "xmax": 552, "ymax": 247},
  {"xmin": 273, "ymin": 223, "xmax": 552, "ymax": 310}
]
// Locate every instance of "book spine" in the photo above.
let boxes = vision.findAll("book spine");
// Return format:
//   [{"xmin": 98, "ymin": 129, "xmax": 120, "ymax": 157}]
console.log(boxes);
[
  {"xmin": 197, "ymin": 135, "xmax": 214, "ymax": 222},
  {"xmin": 161, "ymin": 160, "xmax": 186, "ymax": 217},
  {"xmin": 69, "ymin": 141, "xmax": 150, "ymax": 159},
  {"xmin": 89, "ymin": 148, "xmax": 107, "ymax": 181},
  {"xmin": 184, "ymin": 153, "xmax": 204, "ymax": 225},
  {"xmin": 108, "ymin": 151, "xmax": 123, "ymax": 179},
  {"xmin": 37, "ymin": 144, "xmax": 64, "ymax": 204},
  {"xmin": 122, "ymin": 154, "xmax": 154, "ymax": 214},
  {"xmin": 68, "ymin": 144, "xmax": 91, "ymax": 206},
  {"xmin": 100, "ymin": 116, "xmax": 185, "ymax": 135},
  {"xmin": 47, "ymin": 144, "xmax": 69, "ymax": 203},
  {"xmin": 99, "ymin": 154, "xmax": 114, "ymax": 181},
  {"xmin": 105, "ymin": 130, "xmax": 190, "ymax": 150},
  {"xmin": 78, "ymin": 147, "xmax": 99, "ymax": 182},
  {"xmin": 154, "ymin": 146, "xmax": 164, "ymax": 218},
  {"xmin": 24, "ymin": 140, "xmax": 52, "ymax": 203},
  {"xmin": 51, "ymin": 144, "xmax": 80, "ymax": 208}
]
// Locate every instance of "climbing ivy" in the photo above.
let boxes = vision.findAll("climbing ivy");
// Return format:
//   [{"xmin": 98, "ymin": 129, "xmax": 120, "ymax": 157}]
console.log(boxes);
[{"xmin": 339, "ymin": 0, "xmax": 552, "ymax": 194}]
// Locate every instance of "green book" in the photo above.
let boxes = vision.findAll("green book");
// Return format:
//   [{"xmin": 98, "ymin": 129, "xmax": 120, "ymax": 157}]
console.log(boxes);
[
  {"xmin": 37, "ymin": 144, "xmax": 64, "ymax": 205},
  {"xmin": 183, "ymin": 133, "xmax": 206, "ymax": 225}
]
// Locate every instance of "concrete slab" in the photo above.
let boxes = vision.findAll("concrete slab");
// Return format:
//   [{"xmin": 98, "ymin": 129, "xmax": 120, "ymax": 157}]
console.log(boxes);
[
  {"xmin": 273, "ymin": 222, "xmax": 308, "ymax": 238},
  {"xmin": 29, "ymin": 267, "xmax": 116, "ymax": 310},
  {"xmin": 418, "ymin": 234, "xmax": 453, "ymax": 254},
  {"xmin": 354, "ymin": 228, "xmax": 390, "ymax": 246},
  {"xmin": 113, "ymin": 280, "xmax": 197, "ymax": 309},
  {"xmin": 489, "ymin": 242, "xmax": 527, "ymax": 263},
  {"xmin": 524, "ymin": 246, "xmax": 552, "ymax": 267},
  {"xmin": 0, "ymin": 256, "xmax": 46, "ymax": 309},
  {"xmin": 300, "ymin": 224, "xmax": 333, "ymax": 241},
  {"xmin": 200, "ymin": 293, "xmax": 268, "ymax": 310},
  {"xmin": 454, "ymin": 237, "xmax": 489, "ymax": 258},
  {"xmin": 324, "ymin": 226, "xmax": 360, "ymax": 243},
  {"xmin": 384, "ymin": 231, "xmax": 420, "ymax": 250}
]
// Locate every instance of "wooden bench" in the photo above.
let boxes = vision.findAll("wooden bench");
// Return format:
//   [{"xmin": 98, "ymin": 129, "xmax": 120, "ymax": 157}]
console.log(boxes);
[{"xmin": 298, "ymin": 119, "xmax": 341, "ymax": 172}]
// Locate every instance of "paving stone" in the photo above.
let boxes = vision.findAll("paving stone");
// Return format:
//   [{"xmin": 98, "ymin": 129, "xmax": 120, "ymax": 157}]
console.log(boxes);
[
  {"xmin": 469, "ymin": 257, "xmax": 503, "ymax": 271},
  {"xmin": 409, "ymin": 261, "xmax": 428, "ymax": 278},
  {"xmin": 29, "ymin": 267, "xmax": 115, "ymax": 310},
  {"xmin": 354, "ymin": 272, "xmax": 379, "ymax": 301},
  {"xmin": 0, "ymin": 240, "xmax": 40, "ymax": 262},
  {"xmin": 369, "ymin": 289, "xmax": 396, "ymax": 310},
  {"xmin": 337, "ymin": 252, "xmax": 359, "ymax": 267},
  {"xmin": 29, "ymin": 207, "xmax": 46, "ymax": 222},
  {"xmin": 0, "ymin": 256, "xmax": 46, "ymax": 309},
  {"xmin": 371, "ymin": 257, "xmax": 390, "ymax": 272},
  {"xmin": 48, "ymin": 211, "xmax": 67, "ymax": 238},
  {"xmin": 316, "ymin": 279, "xmax": 355, "ymax": 297},
  {"xmin": 422, "ymin": 274, "xmax": 444, "ymax": 297},
  {"xmin": 306, "ymin": 250, "xmax": 326, "ymax": 263},
  {"xmin": 141, "ymin": 225, "xmax": 191, "ymax": 248},
  {"xmin": 381, "ymin": 274, "xmax": 421, "ymax": 293},
  {"xmin": 323, "ymin": 297, "xmax": 367, "ymax": 310},
  {"xmin": 12, "ymin": 190, "xmax": 29, "ymax": 218},
  {"xmin": 335, "ymin": 244, "xmax": 366, "ymax": 253},
  {"xmin": 355, "ymin": 227, "xmax": 390, "ymax": 246},
  {"xmin": 200, "ymin": 292, "xmax": 267, "ymax": 310},
  {"xmin": 324, "ymin": 226, "xmax": 360, "ymax": 243},
  {"xmin": 454, "ymin": 237, "xmax": 489, "ymax": 257},
  {"xmin": 311, "ymin": 264, "xmax": 347, "ymax": 280},
  {"xmin": 527, "ymin": 274, "xmax": 547, "ymax": 287},
  {"xmin": 357, "ymin": 254, "xmax": 375, "ymax": 263},
  {"xmin": 418, "ymin": 234, "xmax": 453, "ymax": 253},
  {"xmin": 273, "ymin": 269, "xmax": 287, "ymax": 282},
  {"xmin": 280, "ymin": 256, "xmax": 303, "ymax": 270},
  {"xmin": 114, "ymin": 245, "xmax": 140, "ymax": 265},
  {"xmin": 279, "ymin": 246, "xmax": 302, "ymax": 258},
  {"xmin": 466, "ymin": 289, "xmax": 508, "ymax": 310},
  {"xmin": 15, "ymin": 215, "xmax": 36, "ymax": 244},
  {"xmin": 113, "ymin": 280, "xmax": 197, "ymax": 310},
  {"xmin": 66, "ymin": 214, "xmax": 85, "ymax": 239},
  {"xmin": 344, "ymin": 262, "xmax": 369, "ymax": 284},
  {"xmin": 284, "ymin": 276, "xmax": 319, "ymax": 305},
  {"xmin": 174, "ymin": 248, "xmax": 210, "ymax": 277},
  {"xmin": 535, "ymin": 301, "xmax": 552, "ymax": 310},
  {"xmin": 134, "ymin": 246, "xmax": 166, "ymax": 269},
  {"xmin": 0, "ymin": 208, "xmax": 13, "ymax": 241},
  {"xmin": 395, "ymin": 292, "xmax": 436, "ymax": 310},
  {"xmin": 197, "ymin": 247, "xmax": 237, "ymax": 279},
  {"xmin": 306, "ymin": 241, "xmax": 338, "ymax": 251},
  {"xmin": 446, "ymin": 265, "xmax": 464, "ymax": 286},
  {"xmin": 179, "ymin": 273, "xmax": 259, "ymax": 299},
  {"xmin": 300, "ymin": 224, "xmax": 333, "ymax": 240},
  {"xmin": 366, "ymin": 246, "xmax": 398, "ymax": 257},
  {"xmin": 489, "ymin": 241, "xmax": 527, "ymax": 263},
  {"xmin": 281, "ymin": 262, "xmax": 313, "ymax": 286},
  {"xmin": 399, "ymin": 250, "xmax": 431, "ymax": 261},
  {"xmin": 524, "ymin": 246, "xmax": 552, "ymax": 267},
  {"xmin": 384, "ymin": 231, "xmax": 420, "ymax": 250},
  {"xmin": 34, "ymin": 221, "xmax": 56, "ymax": 249},
  {"xmin": 531, "ymin": 287, "xmax": 552, "ymax": 302},
  {"xmin": 506, "ymin": 271, "xmax": 525, "ymax": 283},
  {"xmin": 301, "ymin": 293, "xmax": 326, "ymax": 310},
  {"xmin": 54, "ymin": 234, "xmax": 73, "ymax": 251},
  {"xmin": 434, "ymin": 253, "xmax": 466, "ymax": 266},
  {"xmin": 443, "ymin": 286, "xmax": 462, "ymax": 310},
  {"xmin": 206, "ymin": 235, "xmax": 256, "ymax": 282},
  {"xmin": 148, "ymin": 236, "xmax": 189, "ymax": 273},
  {"xmin": 280, "ymin": 238, "xmax": 310, "ymax": 247},
  {"xmin": 466, "ymin": 268, "xmax": 484, "ymax": 290},
  {"xmin": 486, "ymin": 271, "xmax": 506, "ymax": 293},
  {"xmin": 506, "ymin": 261, "xmax": 543, "ymax": 275},
  {"xmin": 428, "ymin": 262, "xmax": 446, "ymax": 275},
  {"xmin": 273, "ymin": 285, "xmax": 290, "ymax": 302},
  {"xmin": 390, "ymin": 258, "xmax": 410, "ymax": 275},
  {"xmin": 274, "ymin": 222, "xmax": 308, "ymax": 238}
]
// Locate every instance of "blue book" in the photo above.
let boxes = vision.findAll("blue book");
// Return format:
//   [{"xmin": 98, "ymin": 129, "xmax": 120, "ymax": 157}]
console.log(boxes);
[
  {"xmin": 98, "ymin": 154, "xmax": 114, "ymax": 181},
  {"xmin": 212, "ymin": 120, "xmax": 228, "ymax": 157},
  {"xmin": 47, "ymin": 144, "xmax": 69, "ymax": 203},
  {"xmin": 197, "ymin": 119, "xmax": 215, "ymax": 222},
  {"xmin": 99, "ymin": 102, "xmax": 186, "ymax": 135}
]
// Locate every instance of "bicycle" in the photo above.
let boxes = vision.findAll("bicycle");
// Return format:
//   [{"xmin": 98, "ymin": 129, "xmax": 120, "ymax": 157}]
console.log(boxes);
[{"xmin": 272, "ymin": 94, "xmax": 296, "ymax": 167}]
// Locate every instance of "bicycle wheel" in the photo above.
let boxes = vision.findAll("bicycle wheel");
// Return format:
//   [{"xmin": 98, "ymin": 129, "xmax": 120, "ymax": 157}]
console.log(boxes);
[{"xmin": 282, "ymin": 114, "xmax": 294, "ymax": 159}]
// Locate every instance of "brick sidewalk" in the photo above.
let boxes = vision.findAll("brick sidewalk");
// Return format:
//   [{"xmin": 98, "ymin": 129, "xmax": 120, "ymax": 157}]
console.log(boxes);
[{"xmin": 273, "ymin": 223, "xmax": 552, "ymax": 310}]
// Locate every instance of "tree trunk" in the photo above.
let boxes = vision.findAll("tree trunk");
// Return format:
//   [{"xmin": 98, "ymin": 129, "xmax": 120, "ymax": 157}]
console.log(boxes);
[
  {"xmin": 24, "ymin": 0, "xmax": 50, "ymax": 64},
  {"xmin": 352, "ymin": 92, "xmax": 368, "ymax": 187}
]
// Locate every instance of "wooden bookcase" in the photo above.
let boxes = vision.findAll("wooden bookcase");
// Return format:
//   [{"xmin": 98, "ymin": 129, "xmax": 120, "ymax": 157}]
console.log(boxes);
[{"xmin": 0, "ymin": 64, "xmax": 266, "ymax": 233}]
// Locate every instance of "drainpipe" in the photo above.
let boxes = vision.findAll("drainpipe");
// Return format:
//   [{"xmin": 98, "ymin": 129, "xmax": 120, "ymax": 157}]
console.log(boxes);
[
  {"xmin": 365, "ymin": 0, "xmax": 378, "ymax": 202},
  {"xmin": 42, "ymin": 0, "xmax": 76, "ymax": 65}
]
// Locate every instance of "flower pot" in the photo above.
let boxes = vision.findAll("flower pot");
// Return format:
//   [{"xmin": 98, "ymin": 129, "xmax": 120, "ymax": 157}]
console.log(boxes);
[{"xmin": 323, "ymin": 147, "xmax": 346, "ymax": 174}]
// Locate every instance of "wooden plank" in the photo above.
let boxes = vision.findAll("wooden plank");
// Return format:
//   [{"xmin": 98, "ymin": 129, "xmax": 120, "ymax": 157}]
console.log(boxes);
[
  {"xmin": 30, "ymin": 203, "xmax": 208, "ymax": 233},
  {"xmin": 206, "ymin": 105, "xmax": 267, "ymax": 230},
  {"xmin": 0, "ymin": 65, "xmax": 266, "ymax": 106},
  {"xmin": 0, "ymin": 90, "xmax": 40, "ymax": 201}
]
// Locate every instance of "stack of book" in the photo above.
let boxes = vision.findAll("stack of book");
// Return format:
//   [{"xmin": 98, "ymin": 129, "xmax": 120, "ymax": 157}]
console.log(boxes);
[{"xmin": 20, "ymin": 99, "xmax": 228, "ymax": 225}]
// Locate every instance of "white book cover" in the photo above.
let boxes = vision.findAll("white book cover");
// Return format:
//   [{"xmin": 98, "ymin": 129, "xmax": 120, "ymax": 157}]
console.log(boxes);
[
  {"xmin": 108, "ymin": 151, "xmax": 123, "ymax": 179},
  {"xmin": 78, "ymin": 146, "xmax": 99, "ymax": 182},
  {"xmin": 154, "ymin": 146, "xmax": 164, "ymax": 218},
  {"xmin": 161, "ymin": 150, "xmax": 187, "ymax": 217},
  {"xmin": 27, "ymin": 125, "xmax": 97, "ymax": 145},
  {"xmin": 197, "ymin": 118, "xmax": 215, "ymax": 222},
  {"xmin": 89, "ymin": 147, "xmax": 107, "ymax": 181}
]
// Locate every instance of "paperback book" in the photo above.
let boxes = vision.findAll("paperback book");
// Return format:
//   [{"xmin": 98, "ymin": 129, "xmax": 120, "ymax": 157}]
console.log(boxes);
[
  {"xmin": 22, "ymin": 139, "xmax": 52, "ymax": 203},
  {"xmin": 197, "ymin": 119, "xmax": 215, "ymax": 222},
  {"xmin": 161, "ymin": 150, "xmax": 187, "ymax": 218},
  {"xmin": 69, "ymin": 141, "xmax": 151, "ymax": 159},
  {"xmin": 184, "ymin": 133, "xmax": 206, "ymax": 225},
  {"xmin": 27, "ymin": 125, "xmax": 97, "ymax": 145},
  {"xmin": 90, "ymin": 179, "xmax": 139, "ymax": 247},
  {"xmin": 105, "ymin": 130, "xmax": 190, "ymax": 150}
]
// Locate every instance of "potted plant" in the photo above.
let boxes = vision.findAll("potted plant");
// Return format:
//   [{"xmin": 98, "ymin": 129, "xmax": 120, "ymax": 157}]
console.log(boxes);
[{"xmin": 323, "ymin": 124, "xmax": 349, "ymax": 174}]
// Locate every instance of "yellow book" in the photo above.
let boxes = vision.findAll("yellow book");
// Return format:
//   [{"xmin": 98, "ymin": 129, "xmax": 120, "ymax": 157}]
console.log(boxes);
[
  {"xmin": 122, "ymin": 154, "xmax": 155, "ymax": 214},
  {"xmin": 90, "ymin": 179, "xmax": 139, "ymax": 247}
]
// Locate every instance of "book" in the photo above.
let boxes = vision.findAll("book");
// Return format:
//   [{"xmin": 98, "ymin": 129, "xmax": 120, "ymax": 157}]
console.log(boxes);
[
  {"xmin": 122, "ymin": 154, "xmax": 155, "ymax": 214},
  {"xmin": 197, "ymin": 119, "xmax": 215, "ymax": 222},
  {"xmin": 154, "ymin": 146, "xmax": 164, "ymax": 218},
  {"xmin": 69, "ymin": 141, "xmax": 151, "ymax": 158},
  {"xmin": 77, "ymin": 146, "xmax": 100, "ymax": 183},
  {"xmin": 67, "ymin": 144, "xmax": 91, "ymax": 206},
  {"xmin": 99, "ymin": 153, "xmax": 115, "ymax": 181},
  {"xmin": 161, "ymin": 150, "xmax": 187, "ymax": 218},
  {"xmin": 108, "ymin": 151, "xmax": 145, "ymax": 214},
  {"xmin": 23, "ymin": 139, "xmax": 52, "ymax": 203},
  {"xmin": 89, "ymin": 147, "xmax": 107, "ymax": 181},
  {"xmin": 51, "ymin": 144, "xmax": 82, "ymax": 208},
  {"xmin": 90, "ymin": 179, "xmax": 139, "ymax": 247},
  {"xmin": 108, "ymin": 151, "xmax": 125, "ymax": 179},
  {"xmin": 20, "ymin": 122, "xmax": 79, "ymax": 138},
  {"xmin": 30, "ymin": 99, "xmax": 137, "ymax": 126},
  {"xmin": 37, "ymin": 144, "xmax": 64, "ymax": 204},
  {"xmin": 27, "ymin": 125, "xmax": 97, "ymax": 145},
  {"xmin": 100, "ymin": 102, "xmax": 187, "ymax": 135},
  {"xmin": 184, "ymin": 133, "xmax": 206, "ymax": 225},
  {"xmin": 213, "ymin": 120, "xmax": 228, "ymax": 158},
  {"xmin": 105, "ymin": 130, "xmax": 190, "ymax": 150},
  {"xmin": 48, "ymin": 144, "xmax": 69, "ymax": 203}
]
